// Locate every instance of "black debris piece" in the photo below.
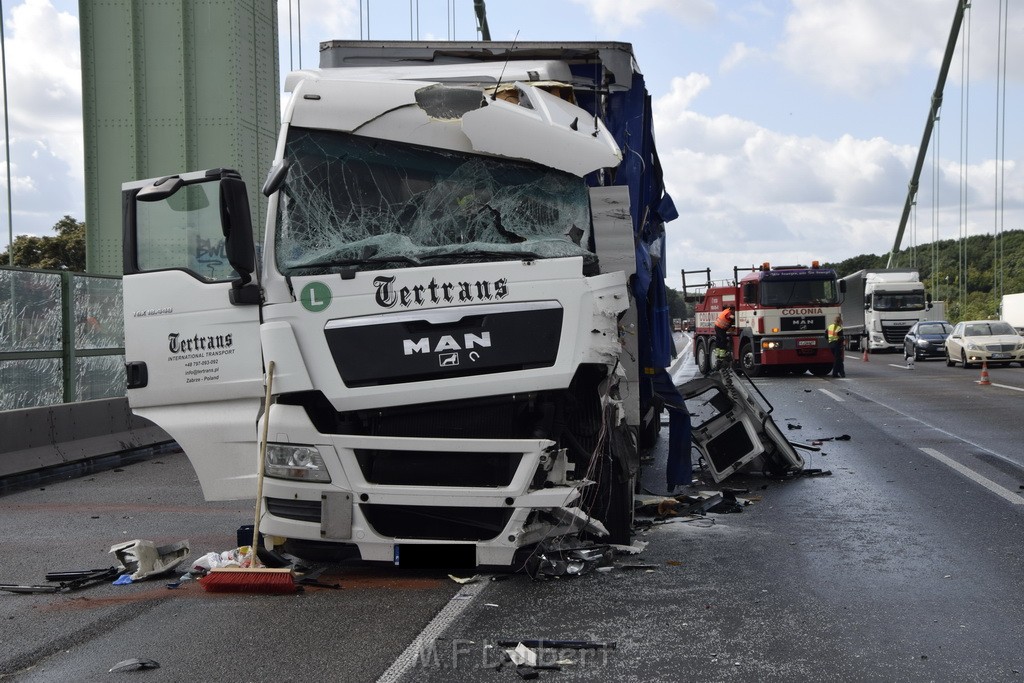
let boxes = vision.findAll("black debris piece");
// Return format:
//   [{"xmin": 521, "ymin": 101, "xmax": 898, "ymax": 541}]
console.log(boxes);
[
  {"xmin": 2, "ymin": 567, "xmax": 120, "ymax": 594},
  {"xmin": 109, "ymin": 658, "xmax": 160, "ymax": 673},
  {"xmin": 497, "ymin": 639, "xmax": 617, "ymax": 650}
]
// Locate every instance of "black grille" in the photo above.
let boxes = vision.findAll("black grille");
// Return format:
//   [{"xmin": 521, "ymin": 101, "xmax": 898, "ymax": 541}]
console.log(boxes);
[
  {"xmin": 361, "ymin": 504, "xmax": 513, "ymax": 541},
  {"xmin": 266, "ymin": 498, "xmax": 321, "ymax": 523},
  {"xmin": 326, "ymin": 304, "xmax": 563, "ymax": 387},
  {"xmin": 355, "ymin": 449, "xmax": 522, "ymax": 487},
  {"xmin": 881, "ymin": 323, "xmax": 913, "ymax": 343}
]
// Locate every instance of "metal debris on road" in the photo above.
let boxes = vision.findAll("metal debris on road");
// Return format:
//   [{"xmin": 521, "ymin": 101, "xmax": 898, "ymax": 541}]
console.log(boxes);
[{"xmin": 108, "ymin": 658, "xmax": 160, "ymax": 673}]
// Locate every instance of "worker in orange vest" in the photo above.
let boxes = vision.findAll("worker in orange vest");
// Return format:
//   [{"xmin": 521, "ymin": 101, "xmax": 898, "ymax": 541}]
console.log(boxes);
[{"xmin": 713, "ymin": 305, "xmax": 735, "ymax": 367}]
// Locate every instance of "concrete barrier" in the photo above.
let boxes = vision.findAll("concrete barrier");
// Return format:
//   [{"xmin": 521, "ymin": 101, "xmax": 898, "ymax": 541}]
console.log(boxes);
[{"xmin": 0, "ymin": 398, "xmax": 172, "ymax": 479}]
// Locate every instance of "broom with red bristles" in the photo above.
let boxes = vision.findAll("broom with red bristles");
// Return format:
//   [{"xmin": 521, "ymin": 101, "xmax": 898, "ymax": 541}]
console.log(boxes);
[{"xmin": 199, "ymin": 361, "xmax": 296, "ymax": 594}]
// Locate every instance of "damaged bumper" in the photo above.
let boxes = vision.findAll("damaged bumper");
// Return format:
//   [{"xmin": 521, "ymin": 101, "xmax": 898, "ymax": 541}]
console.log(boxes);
[{"xmin": 259, "ymin": 404, "xmax": 596, "ymax": 567}]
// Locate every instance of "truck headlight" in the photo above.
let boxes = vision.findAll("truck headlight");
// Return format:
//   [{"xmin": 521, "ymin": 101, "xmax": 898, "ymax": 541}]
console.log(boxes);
[{"xmin": 265, "ymin": 444, "xmax": 331, "ymax": 482}]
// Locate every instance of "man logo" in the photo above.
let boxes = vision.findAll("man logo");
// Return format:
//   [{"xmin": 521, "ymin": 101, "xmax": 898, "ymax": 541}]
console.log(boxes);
[{"xmin": 402, "ymin": 332, "xmax": 491, "ymax": 356}]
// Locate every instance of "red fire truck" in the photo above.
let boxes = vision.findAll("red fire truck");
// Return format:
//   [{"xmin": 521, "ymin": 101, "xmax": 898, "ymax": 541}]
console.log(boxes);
[{"xmin": 683, "ymin": 263, "xmax": 845, "ymax": 377}]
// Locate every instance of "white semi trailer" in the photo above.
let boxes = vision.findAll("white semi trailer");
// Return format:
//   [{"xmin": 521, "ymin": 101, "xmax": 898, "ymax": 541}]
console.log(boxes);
[
  {"xmin": 1002, "ymin": 293, "xmax": 1024, "ymax": 333},
  {"xmin": 840, "ymin": 269, "xmax": 932, "ymax": 352}
]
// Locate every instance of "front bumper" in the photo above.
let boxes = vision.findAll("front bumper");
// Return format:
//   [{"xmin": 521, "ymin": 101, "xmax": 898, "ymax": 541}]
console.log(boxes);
[{"xmin": 257, "ymin": 404, "xmax": 585, "ymax": 567}]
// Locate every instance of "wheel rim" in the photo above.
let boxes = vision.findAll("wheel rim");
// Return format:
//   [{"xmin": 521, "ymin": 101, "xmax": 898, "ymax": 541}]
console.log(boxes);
[{"xmin": 741, "ymin": 345, "xmax": 755, "ymax": 372}]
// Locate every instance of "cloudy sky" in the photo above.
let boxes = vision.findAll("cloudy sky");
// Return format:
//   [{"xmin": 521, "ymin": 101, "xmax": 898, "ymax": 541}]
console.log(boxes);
[{"xmin": 1, "ymin": 0, "xmax": 1021, "ymax": 284}]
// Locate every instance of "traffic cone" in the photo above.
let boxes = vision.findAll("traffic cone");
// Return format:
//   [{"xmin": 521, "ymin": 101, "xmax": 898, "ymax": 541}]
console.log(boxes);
[
  {"xmin": 978, "ymin": 360, "xmax": 991, "ymax": 386},
  {"xmin": 861, "ymin": 344, "xmax": 869, "ymax": 362}
]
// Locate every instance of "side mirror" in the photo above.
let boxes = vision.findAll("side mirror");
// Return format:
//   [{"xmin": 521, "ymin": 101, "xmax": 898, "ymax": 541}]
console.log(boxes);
[
  {"xmin": 136, "ymin": 175, "xmax": 184, "ymax": 202},
  {"xmin": 864, "ymin": 303, "xmax": 870, "ymax": 311},
  {"xmin": 262, "ymin": 159, "xmax": 290, "ymax": 196},
  {"xmin": 219, "ymin": 173, "xmax": 260, "ymax": 305}
]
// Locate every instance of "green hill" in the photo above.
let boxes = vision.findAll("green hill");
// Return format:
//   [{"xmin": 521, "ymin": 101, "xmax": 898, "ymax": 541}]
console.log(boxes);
[{"xmin": 825, "ymin": 229, "xmax": 1024, "ymax": 323}]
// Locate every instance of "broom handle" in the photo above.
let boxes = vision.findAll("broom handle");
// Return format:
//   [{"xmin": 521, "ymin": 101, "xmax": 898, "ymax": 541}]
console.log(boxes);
[{"xmin": 252, "ymin": 360, "xmax": 275, "ymax": 567}]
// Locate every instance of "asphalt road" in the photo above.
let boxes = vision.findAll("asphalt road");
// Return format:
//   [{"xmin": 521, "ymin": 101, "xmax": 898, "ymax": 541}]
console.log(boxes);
[{"xmin": 1, "ymin": 341, "xmax": 1023, "ymax": 682}]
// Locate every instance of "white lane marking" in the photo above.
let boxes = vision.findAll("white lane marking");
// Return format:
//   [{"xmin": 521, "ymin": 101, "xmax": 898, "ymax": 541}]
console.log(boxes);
[
  {"xmin": 919, "ymin": 447, "xmax": 1024, "ymax": 505},
  {"xmin": 818, "ymin": 388, "xmax": 845, "ymax": 402},
  {"xmin": 377, "ymin": 579, "xmax": 489, "ymax": 682},
  {"xmin": 992, "ymin": 383, "xmax": 1024, "ymax": 393},
  {"xmin": 854, "ymin": 393, "xmax": 1017, "ymax": 468}
]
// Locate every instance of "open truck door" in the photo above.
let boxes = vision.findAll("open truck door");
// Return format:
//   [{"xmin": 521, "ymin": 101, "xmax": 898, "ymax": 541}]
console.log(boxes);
[{"xmin": 122, "ymin": 169, "xmax": 264, "ymax": 500}]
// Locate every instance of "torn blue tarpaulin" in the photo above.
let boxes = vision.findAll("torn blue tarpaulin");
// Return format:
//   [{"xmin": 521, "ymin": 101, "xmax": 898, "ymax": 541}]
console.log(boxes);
[{"xmin": 651, "ymin": 368, "xmax": 692, "ymax": 489}]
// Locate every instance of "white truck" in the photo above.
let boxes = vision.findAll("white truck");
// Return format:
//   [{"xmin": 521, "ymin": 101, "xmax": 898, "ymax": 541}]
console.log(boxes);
[
  {"xmin": 1001, "ymin": 293, "xmax": 1024, "ymax": 333},
  {"xmin": 840, "ymin": 269, "xmax": 933, "ymax": 352},
  {"xmin": 120, "ymin": 42, "xmax": 680, "ymax": 568}
]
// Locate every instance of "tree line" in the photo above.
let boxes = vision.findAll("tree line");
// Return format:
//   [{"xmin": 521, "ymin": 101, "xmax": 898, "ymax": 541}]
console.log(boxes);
[
  {"xmin": 0, "ymin": 216, "xmax": 87, "ymax": 271},
  {"xmin": 825, "ymin": 229, "xmax": 1024, "ymax": 322}
]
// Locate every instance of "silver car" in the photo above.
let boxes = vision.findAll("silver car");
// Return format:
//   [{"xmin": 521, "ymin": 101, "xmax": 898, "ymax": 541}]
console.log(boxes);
[{"xmin": 944, "ymin": 320, "xmax": 1024, "ymax": 368}]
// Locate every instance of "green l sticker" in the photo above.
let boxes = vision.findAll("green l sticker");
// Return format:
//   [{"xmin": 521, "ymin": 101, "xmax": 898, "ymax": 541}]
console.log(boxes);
[{"xmin": 300, "ymin": 282, "xmax": 332, "ymax": 312}]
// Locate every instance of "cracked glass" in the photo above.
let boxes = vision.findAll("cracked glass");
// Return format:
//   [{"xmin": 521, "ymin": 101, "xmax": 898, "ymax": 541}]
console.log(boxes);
[{"xmin": 274, "ymin": 128, "xmax": 594, "ymax": 275}]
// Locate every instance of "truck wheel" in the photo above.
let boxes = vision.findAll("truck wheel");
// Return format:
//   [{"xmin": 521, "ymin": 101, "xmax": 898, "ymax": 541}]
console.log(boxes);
[
  {"xmin": 696, "ymin": 338, "xmax": 712, "ymax": 375},
  {"xmin": 739, "ymin": 341, "xmax": 761, "ymax": 377},
  {"xmin": 590, "ymin": 429, "xmax": 634, "ymax": 546}
]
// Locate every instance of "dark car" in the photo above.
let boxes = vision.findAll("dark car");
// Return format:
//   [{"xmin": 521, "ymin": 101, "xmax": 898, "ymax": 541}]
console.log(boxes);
[{"xmin": 904, "ymin": 320, "xmax": 953, "ymax": 360}]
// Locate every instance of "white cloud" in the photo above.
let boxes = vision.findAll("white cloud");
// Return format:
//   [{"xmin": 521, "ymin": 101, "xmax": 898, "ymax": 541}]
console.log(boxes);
[
  {"xmin": 777, "ymin": 0, "xmax": 1024, "ymax": 94},
  {"xmin": 721, "ymin": 42, "xmax": 758, "ymax": 72},
  {"xmin": 652, "ymin": 75, "xmax": 1020, "ymax": 282},
  {"xmin": 0, "ymin": 0, "xmax": 83, "ymax": 236}
]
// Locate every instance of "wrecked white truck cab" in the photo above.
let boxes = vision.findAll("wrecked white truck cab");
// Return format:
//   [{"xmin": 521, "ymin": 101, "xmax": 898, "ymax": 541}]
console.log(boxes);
[{"xmin": 122, "ymin": 42, "xmax": 678, "ymax": 567}]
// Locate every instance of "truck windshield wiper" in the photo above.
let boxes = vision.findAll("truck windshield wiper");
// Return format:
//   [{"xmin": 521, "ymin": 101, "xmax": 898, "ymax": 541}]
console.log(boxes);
[
  {"xmin": 291, "ymin": 255, "xmax": 422, "ymax": 271},
  {"xmin": 417, "ymin": 249, "xmax": 544, "ymax": 263}
]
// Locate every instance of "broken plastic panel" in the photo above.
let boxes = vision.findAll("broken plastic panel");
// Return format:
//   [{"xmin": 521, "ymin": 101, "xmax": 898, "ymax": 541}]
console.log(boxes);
[
  {"xmin": 110, "ymin": 539, "xmax": 191, "ymax": 580},
  {"xmin": 679, "ymin": 371, "xmax": 803, "ymax": 482},
  {"xmin": 274, "ymin": 128, "xmax": 595, "ymax": 275}
]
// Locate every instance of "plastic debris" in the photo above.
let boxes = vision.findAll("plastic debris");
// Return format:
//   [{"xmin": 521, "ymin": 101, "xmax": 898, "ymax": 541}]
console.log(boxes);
[
  {"xmin": 110, "ymin": 539, "xmax": 190, "ymax": 580},
  {"xmin": 109, "ymin": 658, "xmax": 160, "ymax": 673},
  {"xmin": 448, "ymin": 574, "xmax": 480, "ymax": 584},
  {"xmin": 112, "ymin": 574, "xmax": 133, "ymax": 585},
  {"xmin": 609, "ymin": 541, "xmax": 648, "ymax": 555},
  {"xmin": 506, "ymin": 643, "xmax": 539, "ymax": 668}
]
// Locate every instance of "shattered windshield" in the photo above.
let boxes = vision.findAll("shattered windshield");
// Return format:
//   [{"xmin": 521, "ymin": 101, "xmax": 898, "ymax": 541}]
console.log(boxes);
[
  {"xmin": 274, "ymin": 128, "xmax": 594, "ymax": 275},
  {"xmin": 760, "ymin": 278, "xmax": 839, "ymax": 307}
]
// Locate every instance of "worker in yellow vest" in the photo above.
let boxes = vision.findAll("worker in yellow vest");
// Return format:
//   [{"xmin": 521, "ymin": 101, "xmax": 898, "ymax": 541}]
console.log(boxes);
[{"xmin": 827, "ymin": 314, "xmax": 846, "ymax": 378}]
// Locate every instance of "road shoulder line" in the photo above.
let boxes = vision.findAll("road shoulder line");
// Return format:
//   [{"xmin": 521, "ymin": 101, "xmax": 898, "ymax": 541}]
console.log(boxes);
[{"xmin": 377, "ymin": 578, "xmax": 489, "ymax": 682}]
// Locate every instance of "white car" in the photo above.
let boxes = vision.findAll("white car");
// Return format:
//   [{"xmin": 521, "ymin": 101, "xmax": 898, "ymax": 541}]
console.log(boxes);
[{"xmin": 944, "ymin": 320, "xmax": 1024, "ymax": 368}]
